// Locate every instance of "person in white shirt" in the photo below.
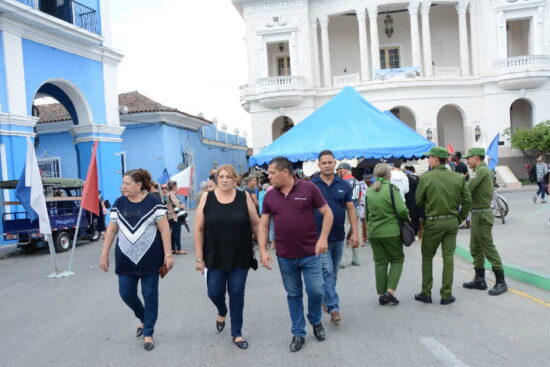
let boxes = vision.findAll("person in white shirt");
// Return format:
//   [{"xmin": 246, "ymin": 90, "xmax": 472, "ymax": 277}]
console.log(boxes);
[{"xmin": 390, "ymin": 160, "xmax": 409, "ymax": 201}]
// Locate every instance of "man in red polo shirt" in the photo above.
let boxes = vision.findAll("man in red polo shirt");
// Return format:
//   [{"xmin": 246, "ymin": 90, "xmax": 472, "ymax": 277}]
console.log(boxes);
[{"xmin": 259, "ymin": 156, "xmax": 333, "ymax": 353}]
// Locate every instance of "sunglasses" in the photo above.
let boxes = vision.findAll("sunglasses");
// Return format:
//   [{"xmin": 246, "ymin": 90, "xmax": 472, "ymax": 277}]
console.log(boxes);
[{"xmin": 161, "ymin": 187, "xmax": 167, "ymax": 190}]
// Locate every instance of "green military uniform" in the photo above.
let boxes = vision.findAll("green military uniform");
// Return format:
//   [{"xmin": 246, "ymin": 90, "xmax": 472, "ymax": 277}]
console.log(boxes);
[
  {"xmin": 365, "ymin": 180, "xmax": 410, "ymax": 295},
  {"xmin": 416, "ymin": 147, "xmax": 472, "ymax": 300},
  {"xmin": 463, "ymin": 148, "xmax": 507, "ymax": 295}
]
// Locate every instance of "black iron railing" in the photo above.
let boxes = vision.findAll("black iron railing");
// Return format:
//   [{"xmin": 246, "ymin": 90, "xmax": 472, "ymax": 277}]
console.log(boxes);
[{"xmin": 16, "ymin": 0, "xmax": 100, "ymax": 35}]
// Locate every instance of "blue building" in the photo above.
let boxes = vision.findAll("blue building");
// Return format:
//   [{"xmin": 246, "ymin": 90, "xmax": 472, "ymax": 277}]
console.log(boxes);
[
  {"xmin": 0, "ymin": 0, "xmax": 124, "ymax": 238},
  {"xmin": 35, "ymin": 91, "xmax": 249, "ymax": 207}
]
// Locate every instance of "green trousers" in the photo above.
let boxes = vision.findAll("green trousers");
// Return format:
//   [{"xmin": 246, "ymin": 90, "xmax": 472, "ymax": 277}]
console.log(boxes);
[
  {"xmin": 470, "ymin": 211, "xmax": 503, "ymax": 271},
  {"xmin": 370, "ymin": 236, "xmax": 404, "ymax": 295},
  {"xmin": 421, "ymin": 218, "xmax": 458, "ymax": 299}
]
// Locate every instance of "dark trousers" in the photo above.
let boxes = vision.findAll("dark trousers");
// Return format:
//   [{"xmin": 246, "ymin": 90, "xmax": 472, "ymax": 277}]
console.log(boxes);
[
  {"xmin": 118, "ymin": 274, "xmax": 159, "ymax": 337},
  {"xmin": 536, "ymin": 181, "xmax": 546, "ymax": 199},
  {"xmin": 170, "ymin": 219, "xmax": 181, "ymax": 251},
  {"xmin": 207, "ymin": 268, "xmax": 249, "ymax": 338}
]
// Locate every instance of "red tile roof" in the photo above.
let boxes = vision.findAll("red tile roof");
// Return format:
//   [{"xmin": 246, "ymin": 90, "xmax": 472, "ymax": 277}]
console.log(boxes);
[{"xmin": 36, "ymin": 91, "xmax": 212, "ymax": 124}]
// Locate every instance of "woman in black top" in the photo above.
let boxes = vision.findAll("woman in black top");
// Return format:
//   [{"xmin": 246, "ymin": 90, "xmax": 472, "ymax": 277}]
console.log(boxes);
[
  {"xmin": 194, "ymin": 164, "xmax": 260, "ymax": 349},
  {"xmin": 99, "ymin": 169, "xmax": 174, "ymax": 351}
]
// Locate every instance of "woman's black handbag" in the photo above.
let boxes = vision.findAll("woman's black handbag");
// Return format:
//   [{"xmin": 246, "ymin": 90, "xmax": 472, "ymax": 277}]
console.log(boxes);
[{"xmin": 389, "ymin": 184, "xmax": 416, "ymax": 247}]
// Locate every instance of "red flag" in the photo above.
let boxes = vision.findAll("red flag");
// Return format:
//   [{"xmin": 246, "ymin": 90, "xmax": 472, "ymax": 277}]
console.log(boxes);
[
  {"xmin": 446, "ymin": 143, "xmax": 455, "ymax": 154},
  {"xmin": 81, "ymin": 141, "xmax": 99, "ymax": 215}
]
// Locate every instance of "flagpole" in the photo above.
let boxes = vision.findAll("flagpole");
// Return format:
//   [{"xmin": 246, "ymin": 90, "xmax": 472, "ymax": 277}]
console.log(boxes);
[
  {"xmin": 45, "ymin": 234, "xmax": 61, "ymax": 277},
  {"xmin": 64, "ymin": 204, "xmax": 84, "ymax": 275}
]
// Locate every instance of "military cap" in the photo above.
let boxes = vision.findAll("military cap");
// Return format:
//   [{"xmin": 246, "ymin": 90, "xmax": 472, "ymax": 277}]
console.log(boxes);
[
  {"xmin": 424, "ymin": 146, "xmax": 449, "ymax": 159},
  {"xmin": 464, "ymin": 147, "xmax": 486, "ymax": 158}
]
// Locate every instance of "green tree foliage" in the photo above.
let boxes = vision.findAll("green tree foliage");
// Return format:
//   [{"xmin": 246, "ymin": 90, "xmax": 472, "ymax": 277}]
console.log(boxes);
[{"xmin": 503, "ymin": 121, "xmax": 550, "ymax": 163}]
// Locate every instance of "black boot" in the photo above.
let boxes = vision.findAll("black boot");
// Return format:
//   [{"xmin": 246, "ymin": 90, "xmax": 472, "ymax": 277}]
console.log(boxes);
[
  {"xmin": 463, "ymin": 268, "xmax": 488, "ymax": 290},
  {"xmin": 489, "ymin": 269, "xmax": 508, "ymax": 296}
]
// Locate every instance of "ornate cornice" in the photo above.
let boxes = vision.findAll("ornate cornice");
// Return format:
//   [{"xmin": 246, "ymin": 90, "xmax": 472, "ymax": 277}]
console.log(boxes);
[
  {"xmin": 0, "ymin": 113, "xmax": 38, "ymax": 127},
  {"xmin": 356, "ymin": 8, "xmax": 366, "ymax": 21},
  {"xmin": 408, "ymin": 1, "xmax": 420, "ymax": 16},
  {"xmin": 367, "ymin": 5, "xmax": 379, "ymax": 19},
  {"xmin": 421, "ymin": 1, "xmax": 432, "ymax": 15},
  {"xmin": 318, "ymin": 15, "xmax": 329, "ymax": 27}
]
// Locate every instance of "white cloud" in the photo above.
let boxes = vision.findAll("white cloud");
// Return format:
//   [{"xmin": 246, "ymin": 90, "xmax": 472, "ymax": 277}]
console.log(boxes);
[{"xmin": 111, "ymin": 0, "xmax": 252, "ymax": 141}]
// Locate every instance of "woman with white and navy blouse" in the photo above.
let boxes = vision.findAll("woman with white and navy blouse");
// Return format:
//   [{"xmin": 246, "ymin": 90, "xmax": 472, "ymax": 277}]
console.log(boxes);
[{"xmin": 99, "ymin": 169, "xmax": 174, "ymax": 351}]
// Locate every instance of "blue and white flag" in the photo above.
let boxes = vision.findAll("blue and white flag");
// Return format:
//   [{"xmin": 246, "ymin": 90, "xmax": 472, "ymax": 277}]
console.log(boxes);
[
  {"xmin": 15, "ymin": 137, "xmax": 51, "ymax": 235},
  {"xmin": 158, "ymin": 168, "xmax": 170, "ymax": 185},
  {"xmin": 487, "ymin": 133, "xmax": 500, "ymax": 171}
]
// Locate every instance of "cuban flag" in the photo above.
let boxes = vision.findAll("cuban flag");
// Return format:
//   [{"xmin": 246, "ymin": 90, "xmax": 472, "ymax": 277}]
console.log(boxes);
[{"xmin": 15, "ymin": 137, "xmax": 52, "ymax": 235}]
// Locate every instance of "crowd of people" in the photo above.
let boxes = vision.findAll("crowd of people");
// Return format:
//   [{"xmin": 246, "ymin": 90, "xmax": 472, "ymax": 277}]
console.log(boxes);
[{"xmin": 98, "ymin": 145, "xmax": 511, "ymax": 352}]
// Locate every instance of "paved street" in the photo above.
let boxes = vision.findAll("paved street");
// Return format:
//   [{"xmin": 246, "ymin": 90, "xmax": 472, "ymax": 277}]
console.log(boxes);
[{"xmin": 1, "ymin": 190, "xmax": 549, "ymax": 367}]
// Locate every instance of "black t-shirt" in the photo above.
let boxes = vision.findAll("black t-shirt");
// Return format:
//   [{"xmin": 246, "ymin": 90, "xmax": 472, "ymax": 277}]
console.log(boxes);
[{"xmin": 455, "ymin": 161, "xmax": 469, "ymax": 181}]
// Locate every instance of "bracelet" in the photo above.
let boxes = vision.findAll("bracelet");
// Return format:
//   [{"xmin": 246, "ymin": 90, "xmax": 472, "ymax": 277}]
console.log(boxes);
[
  {"xmin": 195, "ymin": 257, "xmax": 204, "ymax": 263},
  {"xmin": 165, "ymin": 253, "xmax": 173, "ymax": 257}
]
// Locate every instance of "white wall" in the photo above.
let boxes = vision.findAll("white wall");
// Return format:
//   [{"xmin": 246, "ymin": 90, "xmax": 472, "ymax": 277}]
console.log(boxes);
[
  {"xmin": 429, "ymin": 4, "xmax": 461, "ymax": 68},
  {"xmin": 507, "ymin": 18, "xmax": 530, "ymax": 57}
]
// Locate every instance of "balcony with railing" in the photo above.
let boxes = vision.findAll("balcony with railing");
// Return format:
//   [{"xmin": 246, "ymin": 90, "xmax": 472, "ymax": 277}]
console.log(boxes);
[
  {"xmin": 434, "ymin": 66, "xmax": 462, "ymax": 78},
  {"xmin": 254, "ymin": 75, "xmax": 306, "ymax": 109},
  {"xmin": 332, "ymin": 73, "xmax": 360, "ymax": 87},
  {"xmin": 494, "ymin": 55, "xmax": 550, "ymax": 90},
  {"xmin": 15, "ymin": 0, "xmax": 100, "ymax": 34}
]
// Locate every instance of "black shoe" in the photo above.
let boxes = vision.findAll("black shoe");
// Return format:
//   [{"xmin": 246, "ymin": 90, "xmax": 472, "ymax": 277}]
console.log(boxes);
[
  {"xmin": 289, "ymin": 336, "xmax": 305, "ymax": 352},
  {"xmin": 414, "ymin": 293, "xmax": 432, "ymax": 304},
  {"xmin": 144, "ymin": 341, "xmax": 154, "ymax": 351},
  {"xmin": 440, "ymin": 296, "xmax": 456, "ymax": 305},
  {"xmin": 463, "ymin": 268, "xmax": 488, "ymax": 290},
  {"xmin": 379, "ymin": 295, "xmax": 389, "ymax": 305},
  {"xmin": 489, "ymin": 282, "xmax": 508, "ymax": 296},
  {"xmin": 383, "ymin": 291, "xmax": 399, "ymax": 305},
  {"xmin": 216, "ymin": 319, "xmax": 225, "ymax": 333},
  {"xmin": 312, "ymin": 323, "xmax": 325, "ymax": 341},
  {"xmin": 233, "ymin": 337, "xmax": 249, "ymax": 350},
  {"xmin": 136, "ymin": 326, "xmax": 143, "ymax": 338}
]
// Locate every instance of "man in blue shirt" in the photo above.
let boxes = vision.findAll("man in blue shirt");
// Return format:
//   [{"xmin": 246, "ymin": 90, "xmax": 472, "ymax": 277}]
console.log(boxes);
[{"xmin": 312, "ymin": 150, "xmax": 359, "ymax": 325}]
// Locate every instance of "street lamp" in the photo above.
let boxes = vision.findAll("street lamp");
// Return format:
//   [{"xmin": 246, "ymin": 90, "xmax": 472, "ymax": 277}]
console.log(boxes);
[
  {"xmin": 475, "ymin": 125, "xmax": 481, "ymax": 141},
  {"xmin": 426, "ymin": 128, "xmax": 433, "ymax": 141}
]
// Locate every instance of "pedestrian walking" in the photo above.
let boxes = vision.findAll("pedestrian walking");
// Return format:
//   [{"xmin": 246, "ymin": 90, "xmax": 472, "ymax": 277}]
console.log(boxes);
[
  {"xmin": 533, "ymin": 155, "xmax": 548, "ymax": 203},
  {"xmin": 194, "ymin": 164, "xmax": 260, "ymax": 349},
  {"xmin": 462, "ymin": 148, "xmax": 508, "ymax": 296},
  {"xmin": 403, "ymin": 166, "xmax": 424, "ymax": 237},
  {"xmin": 259, "ymin": 156, "xmax": 333, "ymax": 352},
  {"xmin": 336, "ymin": 162, "xmax": 361, "ymax": 267},
  {"xmin": 390, "ymin": 160, "xmax": 409, "ymax": 201},
  {"xmin": 415, "ymin": 147, "xmax": 472, "ymax": 305},
  {"xmin": 165, "ymin": 180, "xmax": 188, "ymax": 254},
  {"xmin": 98, "ymin": 168, "xmax": 174, "ymax": 351},
  {"xmin": 312, "ymin": 150, "xmax": 359, "ymax": 325},
  {"xmin": 244, "ymin": 176, "xmax": 259, "ymax": 209},
  {"xmin": 365, "ymin": 163, "xmax": 410, "ymax": 305}
]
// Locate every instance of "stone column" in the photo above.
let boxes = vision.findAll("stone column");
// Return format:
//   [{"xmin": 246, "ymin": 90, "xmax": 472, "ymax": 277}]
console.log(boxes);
[
  {"xmin": 356, "ymin": 9, "xmax": 370, "ymax": 81},
  {"xmin": 319, "ymin": 15, "xmax": 332, "ymax": 87},
  {"xmin": 367, "ymin": 6, "xmax": 380, "ymax": 73},
  {"xmin": 408, "ymin": 1, "xmax": 422, "ymax": 70},
  {"xmin": 310, "ymin": 18, "xmax": 322, "ymax": 87},
  {"xmin": 456, "ymin": 1, "xmax": 470, "ymax": 76},
  {"xmin": 421, "ymin": 1, "xmax": 433, "ymax": 77},
  {"xmin": 469, "ymin": 0, "xmax": 480, "ymax": 74}
]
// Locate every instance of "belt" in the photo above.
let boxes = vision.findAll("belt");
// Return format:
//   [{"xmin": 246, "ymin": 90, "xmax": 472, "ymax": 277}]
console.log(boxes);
[
  {"xmin": 471, "ymin": 208, "xmax": 492, "ymax": 213},
  {"xmin": 426, "ymin": 214, "xmax": 456, "ymax": 221}
]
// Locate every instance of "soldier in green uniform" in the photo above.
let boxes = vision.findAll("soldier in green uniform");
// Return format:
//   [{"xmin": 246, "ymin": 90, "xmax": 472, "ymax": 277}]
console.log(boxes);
[
  {"xmin": 462, "ymin": 148, "xmax": 508, "ymax": 296},
  {"xmin": 415, "ymin": 147, "xmax": 472, "ymax": 305}
]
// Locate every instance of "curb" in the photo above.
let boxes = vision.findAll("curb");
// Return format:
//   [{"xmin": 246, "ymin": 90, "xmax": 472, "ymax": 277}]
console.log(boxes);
[{"xmin": 455, "ymin": 243, "xmax": 550, "ymax": 292}]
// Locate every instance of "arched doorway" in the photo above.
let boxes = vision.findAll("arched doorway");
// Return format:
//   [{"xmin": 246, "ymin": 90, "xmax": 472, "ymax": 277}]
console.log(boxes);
[
  {"xmin": 32, "ymin": 81, "xmax": 92, "ymax": 179},
  {"xmin": 437, "ymin": 105, "xmax": 465, "ymax": 153},
  {"xmin": 272, "ymin": 116, "xmax": 294, "ymax": 140},
  {"xmin": 510, "ymin": 99, "xmax": 533, "ymax": 134},
  {"xmin": 390, "ymin": 106, "xmax": 416, "ymax": 131}
]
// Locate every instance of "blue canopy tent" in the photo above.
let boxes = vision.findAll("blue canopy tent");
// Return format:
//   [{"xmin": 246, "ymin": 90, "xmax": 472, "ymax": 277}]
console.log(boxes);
[{"xmin": 249, "ymin": 87, "xmax": 434, "ymax": 166}]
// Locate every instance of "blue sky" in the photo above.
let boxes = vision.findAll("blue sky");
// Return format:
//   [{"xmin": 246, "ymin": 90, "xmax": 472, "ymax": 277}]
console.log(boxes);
[{"xmin": 111, "ymin": 0, "xmax": 250, "ymax": 138}]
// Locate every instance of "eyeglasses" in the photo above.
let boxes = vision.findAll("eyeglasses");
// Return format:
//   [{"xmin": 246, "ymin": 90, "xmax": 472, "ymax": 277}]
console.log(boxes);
[{"xmin": 161, "ymin": 187, "xmax": 167, "ymax": 190}]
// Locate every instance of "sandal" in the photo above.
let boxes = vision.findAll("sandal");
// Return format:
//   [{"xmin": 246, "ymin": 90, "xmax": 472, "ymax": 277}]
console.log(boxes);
[{"xmin": 233, "ymin": 337, "xmax": 249, "ymax": 349}]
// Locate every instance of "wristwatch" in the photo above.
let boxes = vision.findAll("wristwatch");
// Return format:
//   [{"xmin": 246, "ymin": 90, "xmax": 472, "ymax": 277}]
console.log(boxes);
[{"xmin": 195, "ymin": 257, "xmax": 204, "ymax": 263}]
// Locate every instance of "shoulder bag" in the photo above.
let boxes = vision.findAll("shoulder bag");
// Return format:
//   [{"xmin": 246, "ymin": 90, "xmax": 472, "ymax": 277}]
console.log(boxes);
[{"xmin": 389, "ymin": 184, "xmax": 415, "ymax": 247}]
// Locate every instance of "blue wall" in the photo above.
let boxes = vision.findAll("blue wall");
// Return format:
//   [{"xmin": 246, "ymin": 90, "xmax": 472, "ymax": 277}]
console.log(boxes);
[
  {"xmin": 35, "ymin": 132, "xmax": 79, "ymax": 178},
  {"xmin": 0, "ymin": 31, "xmax": 8, "ymax": 113},
  {"xmin": 121, "ymin": 122, "xmax": 248, "ymax": 206},
  {"xmin": 22, "ymin": 39, "xmax": 106, "ymax": 124}
]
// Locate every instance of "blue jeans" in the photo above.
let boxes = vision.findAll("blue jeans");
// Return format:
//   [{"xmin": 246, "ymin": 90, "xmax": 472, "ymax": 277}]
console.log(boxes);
[
  {"xmin": 118, "ymin": 274, "xmax": 159, "ymax": 337},
  {"xmin": 277, "ymin": 255, "xmax": 324, "ymax": 337},
  {"xmin": 207, "ymin": 268, "xmax": 249, "ymax": 338},
  {"xmin": 321, "ymin": 241, "xmax": 345, "ymax": 313},
  {"xmin": 536, "ymin": 181, "xmax": 547, "ymax": 199}
]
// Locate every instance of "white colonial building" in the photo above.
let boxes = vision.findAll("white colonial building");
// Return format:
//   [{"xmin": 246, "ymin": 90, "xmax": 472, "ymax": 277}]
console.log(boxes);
[{"xmin": 233, "ymin": 0, "xmax": 550, "ymax": 177}]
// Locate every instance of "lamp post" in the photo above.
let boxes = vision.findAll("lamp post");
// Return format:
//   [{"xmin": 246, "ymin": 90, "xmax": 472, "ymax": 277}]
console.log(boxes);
[{"xmin": 475, "ymin": 125, "xmax": 481, "ymax": 142}]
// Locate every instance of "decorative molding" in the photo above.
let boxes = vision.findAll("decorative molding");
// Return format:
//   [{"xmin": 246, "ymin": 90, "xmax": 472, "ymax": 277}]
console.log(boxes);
[
  {"xmin": 70, "ymin": 124, "xmax": 125, "ymax": 137},
  {"xmin": 455, "ymin": 1, "xmax": 469, "ymax": 15},
  {"xmin": 309, "ymin": 17, "xmax": 318, "ymax": 28},
  {"xmin": 0, "ymin": 113, "xmax": 38, "ymax": 127},
  {"xmin": 318, "ymin": 15, "xmax": 329, "ymax": 27},
  {"xmin": 257, "ymin": 25, "xmax": 298, "ymax": 35},
  {"xmin": 119, "ymin": 111, "xmax": 210, "ymax": 131},
  {"xmin": 73, "ymin": 136, "xmax": 122, "ymax": 144},
  {"xmin": 0, "ymin": 15, "xmax": 123, "ymax": 67},
  {"xmin": 265, "ymin": 15, "xmax": 288, "ymax": 27},
  {"xmin": 367, "ymin": 5, "xmax": 378, "ymax": 19},
  {"xmin": 420, "ymin": 1, "xmax": 432, "ymax": 15},
  {"xmin": 201, "ymin": 138, "xmax": 249, "ymax": 151},
  {"xmin": 408, "ymin": 1, "xmax": 420, "ymax": 16},
  {"xmin": 35, "ymin": 120, "xmax": 74, "ymax": 134},
  {"xmin": 0, "ymin": 130, "xmax": 35, "ymax": 137},
  {"xmin": 469, "ymin": 0, "xmax": 478, "ymax": 14}
]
